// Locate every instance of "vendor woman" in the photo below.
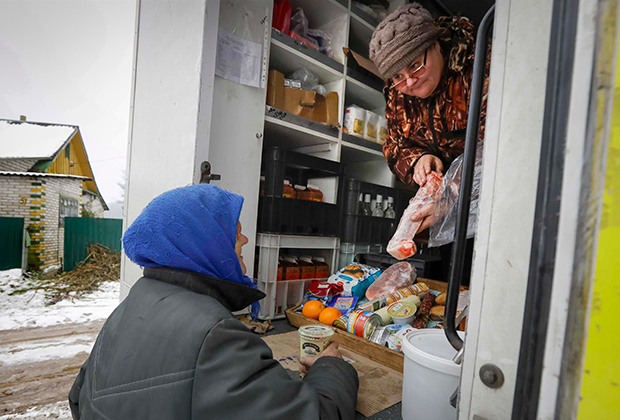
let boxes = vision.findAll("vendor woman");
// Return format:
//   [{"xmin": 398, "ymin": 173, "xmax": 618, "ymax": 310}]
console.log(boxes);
[{"xmin": 369, "ymin": 3, "xmax": 489, "ymax": 232}]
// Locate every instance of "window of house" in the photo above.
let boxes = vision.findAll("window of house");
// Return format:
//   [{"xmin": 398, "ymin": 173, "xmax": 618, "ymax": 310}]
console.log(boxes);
[
  {"xmin": 59, "ymin": 196, "xmax": 79, "ymax": 226},
  {"xmin": 65, "ymin": 144, "xmax": 71, "ymax": 159}
]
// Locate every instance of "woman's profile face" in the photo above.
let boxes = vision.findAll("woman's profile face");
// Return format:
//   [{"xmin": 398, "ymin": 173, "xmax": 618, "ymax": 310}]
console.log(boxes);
[
  {"xmin": 235, "ymin": 222, "xmax": 249, "ymax": 275},
  {"xmin": 394, "ymin": 42, "xmax": 444, "ymax": 98}
]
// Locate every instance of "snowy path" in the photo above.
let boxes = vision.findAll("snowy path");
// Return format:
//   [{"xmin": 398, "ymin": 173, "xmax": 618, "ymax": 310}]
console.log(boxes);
[{"xmin": 0, "ymin": 269, "xmax": 119, "ymax": 419}]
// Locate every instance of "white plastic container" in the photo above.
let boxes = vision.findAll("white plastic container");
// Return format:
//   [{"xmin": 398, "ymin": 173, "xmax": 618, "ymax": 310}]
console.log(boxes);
[
  {"xmin": 344, "ymin": 105, "xmax": 366, "ymax": 137},
  {"xmin": 401, "ymin": 329, "xmax": 465, "ymax": 420},
  {"xmin": 378, "ymin": 116, "xmax": 388, "ymax": 144},
  {"xmin": 365, "ymin": 111, "xmax": 380, "ymax": 141}
]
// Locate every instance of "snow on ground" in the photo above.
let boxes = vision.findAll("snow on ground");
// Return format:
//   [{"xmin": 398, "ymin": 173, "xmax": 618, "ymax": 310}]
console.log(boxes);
[
  {"xmin": 0, "ymin": 269, "xmax": 120, "ymax": 331},
  {"xmin": 1, "ymin": 334, "xmax": 95, "ymax": 366},
  {"xmin": 0, "ymin": 401, "xmax": 71, "ymax": 420}
]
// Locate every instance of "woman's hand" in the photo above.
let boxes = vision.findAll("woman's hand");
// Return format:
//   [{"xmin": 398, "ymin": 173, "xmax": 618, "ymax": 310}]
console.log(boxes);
[
  {"xmin": 299, "ymin": 341, "xmax": 343, "ymax": 374},
  {"xmin": 414, "ymin": 155, "xmax": 443, "ymax": 186},
  {"xmin": 411, "ymin": 202, "xmax": 436, "ymax": 233}
]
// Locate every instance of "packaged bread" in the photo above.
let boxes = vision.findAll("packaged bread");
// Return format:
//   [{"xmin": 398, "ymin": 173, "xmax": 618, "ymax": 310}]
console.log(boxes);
[
  {"xmin": 365, "ymin": 111, "xmax": 380, "ymax": 141},
  {"xmin": 343, "ymin": 105, "xmax": 366, "ymax": 137}
]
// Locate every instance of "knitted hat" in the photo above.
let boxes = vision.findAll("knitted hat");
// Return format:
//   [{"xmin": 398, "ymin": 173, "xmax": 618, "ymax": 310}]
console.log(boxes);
[{"xmin": 369, "ymin": 3, "xmax": 440, "ymax": 79}]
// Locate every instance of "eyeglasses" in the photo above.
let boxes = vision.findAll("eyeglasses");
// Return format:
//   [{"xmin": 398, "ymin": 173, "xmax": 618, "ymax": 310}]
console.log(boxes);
[{"xmin": 391, "ymin": 49, "xmax": 428, "ymax": 88}]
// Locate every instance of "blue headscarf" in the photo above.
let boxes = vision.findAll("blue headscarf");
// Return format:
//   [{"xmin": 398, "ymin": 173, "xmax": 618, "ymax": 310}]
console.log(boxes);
[{"xmin": 123, "ymin": 184, "xmax": 259, "ymax": 318}]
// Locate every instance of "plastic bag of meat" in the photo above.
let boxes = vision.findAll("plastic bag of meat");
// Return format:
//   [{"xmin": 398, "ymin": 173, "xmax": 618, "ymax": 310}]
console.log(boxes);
[
  {"xmin": 365, "ymin": 262, "xmax": 417, "ymax": 300},
  {"xmin": 387, "ymin": 171, "xmax": 444, "ymax": 260},
  {"xmin": 429, "ymin": 144, "xmax": 483, "ymax": 247}
]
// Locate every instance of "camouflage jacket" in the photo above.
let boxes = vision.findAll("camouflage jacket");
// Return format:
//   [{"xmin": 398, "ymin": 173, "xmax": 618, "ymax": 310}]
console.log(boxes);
[{"xmin": 382, "ymin": 16, "xmax": 489, "ymax": 186}]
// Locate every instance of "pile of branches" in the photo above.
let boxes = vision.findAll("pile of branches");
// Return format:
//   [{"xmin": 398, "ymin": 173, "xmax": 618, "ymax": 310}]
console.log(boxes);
[{"xmin": 19, "ymin": 244, "xmax": 120, "ymax": 304}]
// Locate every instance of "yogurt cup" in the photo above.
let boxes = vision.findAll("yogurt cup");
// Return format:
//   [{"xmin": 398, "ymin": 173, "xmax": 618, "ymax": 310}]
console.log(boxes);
[
  {"xmin": 298, "ymin": 325, "xmax": 335, "ymax": 357},
  {"xmin": 387, "ymin": 301, "xmax": 417, "ymax": 325}
]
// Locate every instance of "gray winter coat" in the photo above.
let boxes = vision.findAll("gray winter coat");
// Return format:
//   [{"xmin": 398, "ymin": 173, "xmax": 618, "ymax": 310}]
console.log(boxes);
[{"xmin": 68, "ymin": 267, "xmax": 359, "ymax": 420}]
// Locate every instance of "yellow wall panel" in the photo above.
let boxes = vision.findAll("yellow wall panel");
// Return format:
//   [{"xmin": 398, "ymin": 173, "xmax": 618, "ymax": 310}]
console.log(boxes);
[{"xmin": 577, "ymin": 43, "xmax": 620, "ymax": 419}]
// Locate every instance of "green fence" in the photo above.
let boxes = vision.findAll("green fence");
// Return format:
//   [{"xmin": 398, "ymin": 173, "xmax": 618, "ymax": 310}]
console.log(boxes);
[
  {"xmin": 64, "ymin": 217, "xmax": 123, "ymax": 271},
  {"xmin": 0, "ymin": 217, "xmax": 25, "ymax": 270}
]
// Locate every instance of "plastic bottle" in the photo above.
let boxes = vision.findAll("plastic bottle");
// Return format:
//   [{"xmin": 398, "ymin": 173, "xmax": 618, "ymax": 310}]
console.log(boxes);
[
  {"xmin": 298, "ymin": 256, "xmax": 316, "ymax": 280},
  {"xmin": 372, "ymin": 195, "xmax": 384, "ymax": 217},
  {"xmin": 260, "ymin": 175, "xmax": 265, "ymax": 197},
  {"xmin": 362, "ymin": 194, "xmax": 372, "ymax": 216},
  {"xmin": 384, "ymin": 196, "xmax": 396, "ymax": 219},
  {"xmin": 312, "ymin": 256, "xmax": 329, "ymax": 279},
  {"xmin": 358, "ymin": 193, "xmax": 364, "ymax": 214}
]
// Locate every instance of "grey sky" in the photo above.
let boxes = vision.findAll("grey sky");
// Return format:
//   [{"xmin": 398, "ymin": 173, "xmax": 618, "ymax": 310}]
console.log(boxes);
[{"xmin": 0, "ymin": 0, "xmax": 136, "ymax": 205}]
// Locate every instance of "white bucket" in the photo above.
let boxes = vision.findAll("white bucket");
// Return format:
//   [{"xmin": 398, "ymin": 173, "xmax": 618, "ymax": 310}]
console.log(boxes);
[{"xmin": 401, "ymin": 329, "xmax": 465, "ymax": 420}]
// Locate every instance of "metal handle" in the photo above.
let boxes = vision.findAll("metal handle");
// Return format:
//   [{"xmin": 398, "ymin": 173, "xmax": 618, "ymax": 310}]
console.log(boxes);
[
  {"xmin": 199, "ymin": 161, "xmax": 221, "ymax": 184},
  {"xmin": 444, "ymin": 5, "xmax": 495, "ymax": 352}
]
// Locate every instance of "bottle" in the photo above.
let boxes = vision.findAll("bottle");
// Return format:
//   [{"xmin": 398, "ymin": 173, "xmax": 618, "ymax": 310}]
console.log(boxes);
[
  {"xmin": 372, "ymin": 195, "xmax": 384, "ymax": 217},
  {"xmin": 384, "ymin": 196, "xmax": 396, "ymax": 219},
  {"xmin": 362, "ymin": 194, "xmax": 372, "ymax": 216},
  {"xmin": 358, "ymin": 193, "xmax": 364, "ymax": 214}
]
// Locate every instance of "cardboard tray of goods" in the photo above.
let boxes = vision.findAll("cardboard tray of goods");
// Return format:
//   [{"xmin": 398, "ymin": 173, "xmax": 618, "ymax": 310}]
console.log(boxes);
[{"xmin": 285, "ymin": 278, "xmax": 468, "ymax": 373}]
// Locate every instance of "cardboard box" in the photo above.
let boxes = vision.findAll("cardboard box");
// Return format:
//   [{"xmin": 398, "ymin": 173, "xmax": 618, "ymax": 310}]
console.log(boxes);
[
  {"xmin": 343, "ymin": 47, "xmax": 384, "ymax": 80},
  {"xmin": 266, "ymin": 70, "xmax": 339, "ymax": 127}
]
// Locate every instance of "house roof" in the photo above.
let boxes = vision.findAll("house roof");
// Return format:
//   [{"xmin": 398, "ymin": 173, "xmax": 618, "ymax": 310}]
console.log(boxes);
[
  {"xmin": 0, "ymin": 120, "xmax": 78, "ymax": 159},
  {"xmin": 0, "ymin": 171, "xmax": 91, "ymax": 180}
]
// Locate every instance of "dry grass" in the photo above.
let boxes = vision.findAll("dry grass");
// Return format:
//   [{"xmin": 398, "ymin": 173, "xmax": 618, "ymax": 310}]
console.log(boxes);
[{"xmin": 12, "ymin": 244, "xmax": 120, "ymax": 304}]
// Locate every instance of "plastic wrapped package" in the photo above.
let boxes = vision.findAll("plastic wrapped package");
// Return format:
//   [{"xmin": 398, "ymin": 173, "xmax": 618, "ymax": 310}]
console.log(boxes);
[
  {"xmin": 272, "ymin": 0, "xmax": 292, "ymax": 33},
  {"xmin": 365, "ymin": 262, "xmax": 417, "ymax": 300},
  {"xmin": 286, "ymin": 67, "xmax": 326, "ymax": 95},
  {"xmin": 378, "ymin": 116, "xmax": 387, "ymax": 144},
  {"xmin": 327, "ymin": 263, "xmax": 381, "ymax": 298},
  {"xmin": 289, "ymin": 8, "xmax": 319, "ymax": 50},
  {"xmin": 308, "ymin": 28, "xmax": 333, "ymax": 58},
  {"xmin": 429, "ymin": 144, "xmax": 484, "ymax": 247},
  {"xmin": 387, "ymin": 172, "xmax": 445, "ymax": 259}
]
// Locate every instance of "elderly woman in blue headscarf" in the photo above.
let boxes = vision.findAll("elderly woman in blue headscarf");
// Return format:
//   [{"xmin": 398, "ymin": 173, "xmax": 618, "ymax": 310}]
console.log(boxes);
[{"xmin": 68, "ymin": 184, "xmax": 358, "ymax": 420}]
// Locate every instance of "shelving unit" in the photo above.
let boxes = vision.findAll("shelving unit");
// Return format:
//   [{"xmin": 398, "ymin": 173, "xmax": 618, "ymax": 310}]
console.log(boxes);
[{"xmin": 255, "ymin": 0, "xmax": 407, "ymax": 317}]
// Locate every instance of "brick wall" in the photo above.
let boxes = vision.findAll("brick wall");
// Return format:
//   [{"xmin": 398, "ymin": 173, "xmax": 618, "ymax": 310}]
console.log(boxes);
[
  {"xmin": 82, "ymin": 193, "xmax": 105, "ymax": 218},
  {"xmin": 43, "ymin": 178, "xmax": 83, "ymax": 268},
  {"xmin": 0, "ymin": 175, "xmax": 83, "ymax": 270},
  {"xmin": 0, "ymin": 158, "xmax": 38, "ymax": 172}
]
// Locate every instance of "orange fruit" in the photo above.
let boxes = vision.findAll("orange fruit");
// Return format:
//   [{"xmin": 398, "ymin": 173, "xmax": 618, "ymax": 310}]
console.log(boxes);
[
  {"xmin": 318, "ymin": 307, "xmax": 342, "ymax": 326},
  {"xmin": 302, "ymin": 300, "xmax": 325, "ymax": 319}
]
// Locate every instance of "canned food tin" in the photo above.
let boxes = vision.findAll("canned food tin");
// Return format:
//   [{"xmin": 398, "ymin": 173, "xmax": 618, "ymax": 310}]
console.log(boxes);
[
  {"xmin": 347, "ymin": 310, "xmax": 382, "ymax": 339},
  {"xmin": 333, "ymin": 312, "xmax": 350, "ymax": 330},
  {"xmin": 298, "ymin": 325, "xmax": 335, "ymax": 357},
  {"xmin": 387, "ymin": 301, "xmax": 417, "ymax": 325}
]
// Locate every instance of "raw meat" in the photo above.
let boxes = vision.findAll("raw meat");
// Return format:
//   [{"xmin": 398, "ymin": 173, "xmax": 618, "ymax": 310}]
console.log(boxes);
[
  {"xmin": 365, "ymin": 262, "xmax": 416, "ymax": 300},
  {"xmin": 387, "ymin": 171, "xmax": 444, "ymax": 260}
]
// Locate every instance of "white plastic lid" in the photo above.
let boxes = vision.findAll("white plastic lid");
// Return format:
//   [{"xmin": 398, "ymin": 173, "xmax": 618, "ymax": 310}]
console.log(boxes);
[
  {"xmin": 284, "ymin": 257, "xmax": 298, "ymax": 264},
  {"xmin": 294, "ymin": 184, "xmax": 305, "ymax": 190},
  {"xmin": 376, "ymin": 194, "xmax": 383, "ymax": 202},
  {"xmin": 300, "ymin": 256, "xmax": 313, "ymax": 263},
  {"xmin": 312, "ymin": 256, "xmax": 325, "ymax": 262},
  {"xmin": 260, "ymin": 176, "xmax": 265, "ymax": 181},
  {"xmin": 364, "ymin": 194, "xmax": 371, "ymax": 202},
  {"xmin": 388, "ymin": 196, "xmax": 394, "ymax": 203},
  {"xmin": 308, "ymin": 184, "xmax": 320, "ymax": 190},
  {"xmin": 284, "ymin": 180, "xmax": 291, "ymax": 186},
  {"xmin": 401, "ymin": 329, "xmax": 465, "ymax": 376}
]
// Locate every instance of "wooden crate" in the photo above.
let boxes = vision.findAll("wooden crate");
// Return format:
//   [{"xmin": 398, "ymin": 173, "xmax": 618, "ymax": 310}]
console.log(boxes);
[{"xmin": 284, "ymin": 278, "xmax": 468, "ymax": 373}]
